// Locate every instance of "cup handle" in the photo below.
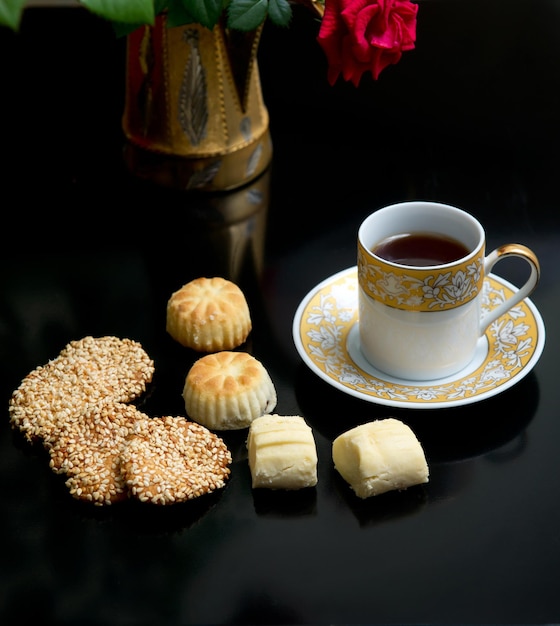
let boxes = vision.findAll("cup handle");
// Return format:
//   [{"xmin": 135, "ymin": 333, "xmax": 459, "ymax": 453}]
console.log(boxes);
[{"xmin": 480, "ymin": 243, "xmax": 540, "ymax": 335}]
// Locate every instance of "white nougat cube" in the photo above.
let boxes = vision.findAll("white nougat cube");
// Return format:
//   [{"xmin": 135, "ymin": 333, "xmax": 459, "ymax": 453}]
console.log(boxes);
[
  {"xmin": 247, "ymin": 414, "xmax": 318, "ymax": 489},
  {"xmin": 332, "ymin": 418, "xmax": 429, "ymax": 499}
]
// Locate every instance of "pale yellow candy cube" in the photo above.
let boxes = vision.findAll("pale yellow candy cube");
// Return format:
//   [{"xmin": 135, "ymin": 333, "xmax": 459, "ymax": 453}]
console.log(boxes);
[
  {"xmin": 247, "ymin": 414, "xmax": 318, "ymax": 489},
  {"xmin": 332, "ymin": 418, "xmax": 429, "ymax": 498}
]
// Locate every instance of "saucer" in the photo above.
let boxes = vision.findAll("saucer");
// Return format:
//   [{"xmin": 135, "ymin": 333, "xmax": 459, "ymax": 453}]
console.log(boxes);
[{"xmin": 292, "ymin": 267, "xmax": 545, "ymax": 409}]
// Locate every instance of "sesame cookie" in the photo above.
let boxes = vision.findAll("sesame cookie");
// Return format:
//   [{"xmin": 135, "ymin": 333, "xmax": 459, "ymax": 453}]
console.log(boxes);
[
  {"xmin": 121, "ymin": 416, "xmax": 232, "ymax": 505},
  {"xmin": 58, "ymin": 335, "xmax": 155, "ymax": 404},
  {"xmin": 9, "ymin": 336, "xmax": 154, "ymax": 444},
  {"xmin": 9, "ymin": 358, "xmax": 97, "ymax": 444},
  {"xmin": 47, "ymin": 402, "xmax": 150, "ymax": 506},
  {"xmin": 46, "ymin": 401, "xmax": 149, "ymax": 474}
]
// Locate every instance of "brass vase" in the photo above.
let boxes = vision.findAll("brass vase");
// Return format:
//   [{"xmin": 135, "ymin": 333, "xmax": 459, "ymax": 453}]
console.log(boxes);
[{"xmin": 122, "ymin": 17, "xmax": 273, "ymax": 191}]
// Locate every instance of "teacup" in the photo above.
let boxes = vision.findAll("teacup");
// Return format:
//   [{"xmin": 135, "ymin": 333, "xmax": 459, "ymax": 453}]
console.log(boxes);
[{"xmin": 357, "ymin": 201, "xmax": 540, "ymax": 380}]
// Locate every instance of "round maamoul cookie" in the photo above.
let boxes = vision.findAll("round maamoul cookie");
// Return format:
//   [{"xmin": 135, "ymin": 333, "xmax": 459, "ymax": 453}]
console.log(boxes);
[
  {"xmin": 166, "ymin": 277, "xmax": 252, "ymax": 352},
  {"xmin": 46, "ymin": 402, "xmax": 150, "ymax": 506},
  {"xmin": 183, "ymin": 351, "xmax": 277, "ymax": 430},
  {"xmin": 121, "ymin": 416, "xmax": 232, "ymax": 505},
  {"xmin": 8, "ymin": 336, "xmax": 155, "ymax": 444}
]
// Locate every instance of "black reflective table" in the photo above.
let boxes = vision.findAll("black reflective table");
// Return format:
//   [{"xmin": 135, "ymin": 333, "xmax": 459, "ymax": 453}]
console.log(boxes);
[{"xmin": 1, "ymin": 2, "xmax": 560, "ymax": 624}]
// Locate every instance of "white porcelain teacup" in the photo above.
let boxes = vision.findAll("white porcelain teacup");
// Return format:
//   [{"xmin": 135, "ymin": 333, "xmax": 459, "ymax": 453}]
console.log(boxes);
[{"xmin": 357, "ymin": 201, "xmax": 540, "ymax": 381}]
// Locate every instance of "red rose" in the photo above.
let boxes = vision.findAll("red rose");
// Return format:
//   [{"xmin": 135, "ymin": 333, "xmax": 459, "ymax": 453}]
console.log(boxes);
[{"xmin": 317, "ymin": 0, "xmax": 418, "ymax": 86}]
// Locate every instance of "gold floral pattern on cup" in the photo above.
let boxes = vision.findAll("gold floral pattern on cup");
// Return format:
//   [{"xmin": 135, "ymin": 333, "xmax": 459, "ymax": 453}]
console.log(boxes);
[{"xmin": 357, "ymin": 240, "xmax": 485, "ymax": 312}]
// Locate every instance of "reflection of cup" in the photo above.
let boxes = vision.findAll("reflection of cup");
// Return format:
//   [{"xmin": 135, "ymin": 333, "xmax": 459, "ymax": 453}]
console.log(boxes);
[{"xmin": 357, "ymin": 201, "xmax": 540, "ymax": 380}]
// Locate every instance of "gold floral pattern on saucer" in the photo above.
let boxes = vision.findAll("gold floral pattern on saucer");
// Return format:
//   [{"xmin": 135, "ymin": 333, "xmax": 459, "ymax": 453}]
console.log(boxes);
[{"xmin": 293, "ymin": 267, "xmax": 545, "ymax": 408}]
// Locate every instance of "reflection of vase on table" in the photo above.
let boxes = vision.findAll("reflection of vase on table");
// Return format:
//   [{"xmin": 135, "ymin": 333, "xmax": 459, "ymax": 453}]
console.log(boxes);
[{"xmin": 123, "ymin": 17, "xmax": 273, "ymax": 191}]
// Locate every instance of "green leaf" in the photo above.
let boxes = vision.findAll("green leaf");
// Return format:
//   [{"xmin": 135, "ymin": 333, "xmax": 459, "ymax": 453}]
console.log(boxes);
[
  {"xmin": 110, "ymin": 20, "xmax": 144, "ymax": 38},
  {"xmin": 267, "ymin": 0, "xmax": 292, "ymax": 27},
  {"xmin": 107, "ymin": 0, "xmax": 209, "ymax": 37},
  {"xmin": 181, "ymin": 0, "xmax": 224, "ymax": 29},
  {"xmin": 154, "ymin": 0, "xmax": 169, "ymax": 14},
  {"xmin": 0, "ymin": 0, "xmax": 27, "ymax": 31},
  {"xmin": 165, "ymin": 0, "xmax": 197, "ymax": 28},
  {"xmin": 227, "ymin": 0, "xmax": 268, "ymax": 31},
  {"xmin": 79, "ymin": 0, "xmax": 155, "ymax": 25}
]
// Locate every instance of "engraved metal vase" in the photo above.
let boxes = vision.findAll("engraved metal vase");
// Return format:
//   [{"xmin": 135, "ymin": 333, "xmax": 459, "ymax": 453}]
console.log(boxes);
[{"xmin": 122, "ymin": 17, "xmax": 273, "ymax": 191}]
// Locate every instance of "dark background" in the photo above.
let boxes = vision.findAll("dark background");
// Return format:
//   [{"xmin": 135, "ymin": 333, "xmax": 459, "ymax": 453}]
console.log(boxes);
[{"xmin": 1, "ymin": 1, "xmax": 559, "ymax": 623}]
